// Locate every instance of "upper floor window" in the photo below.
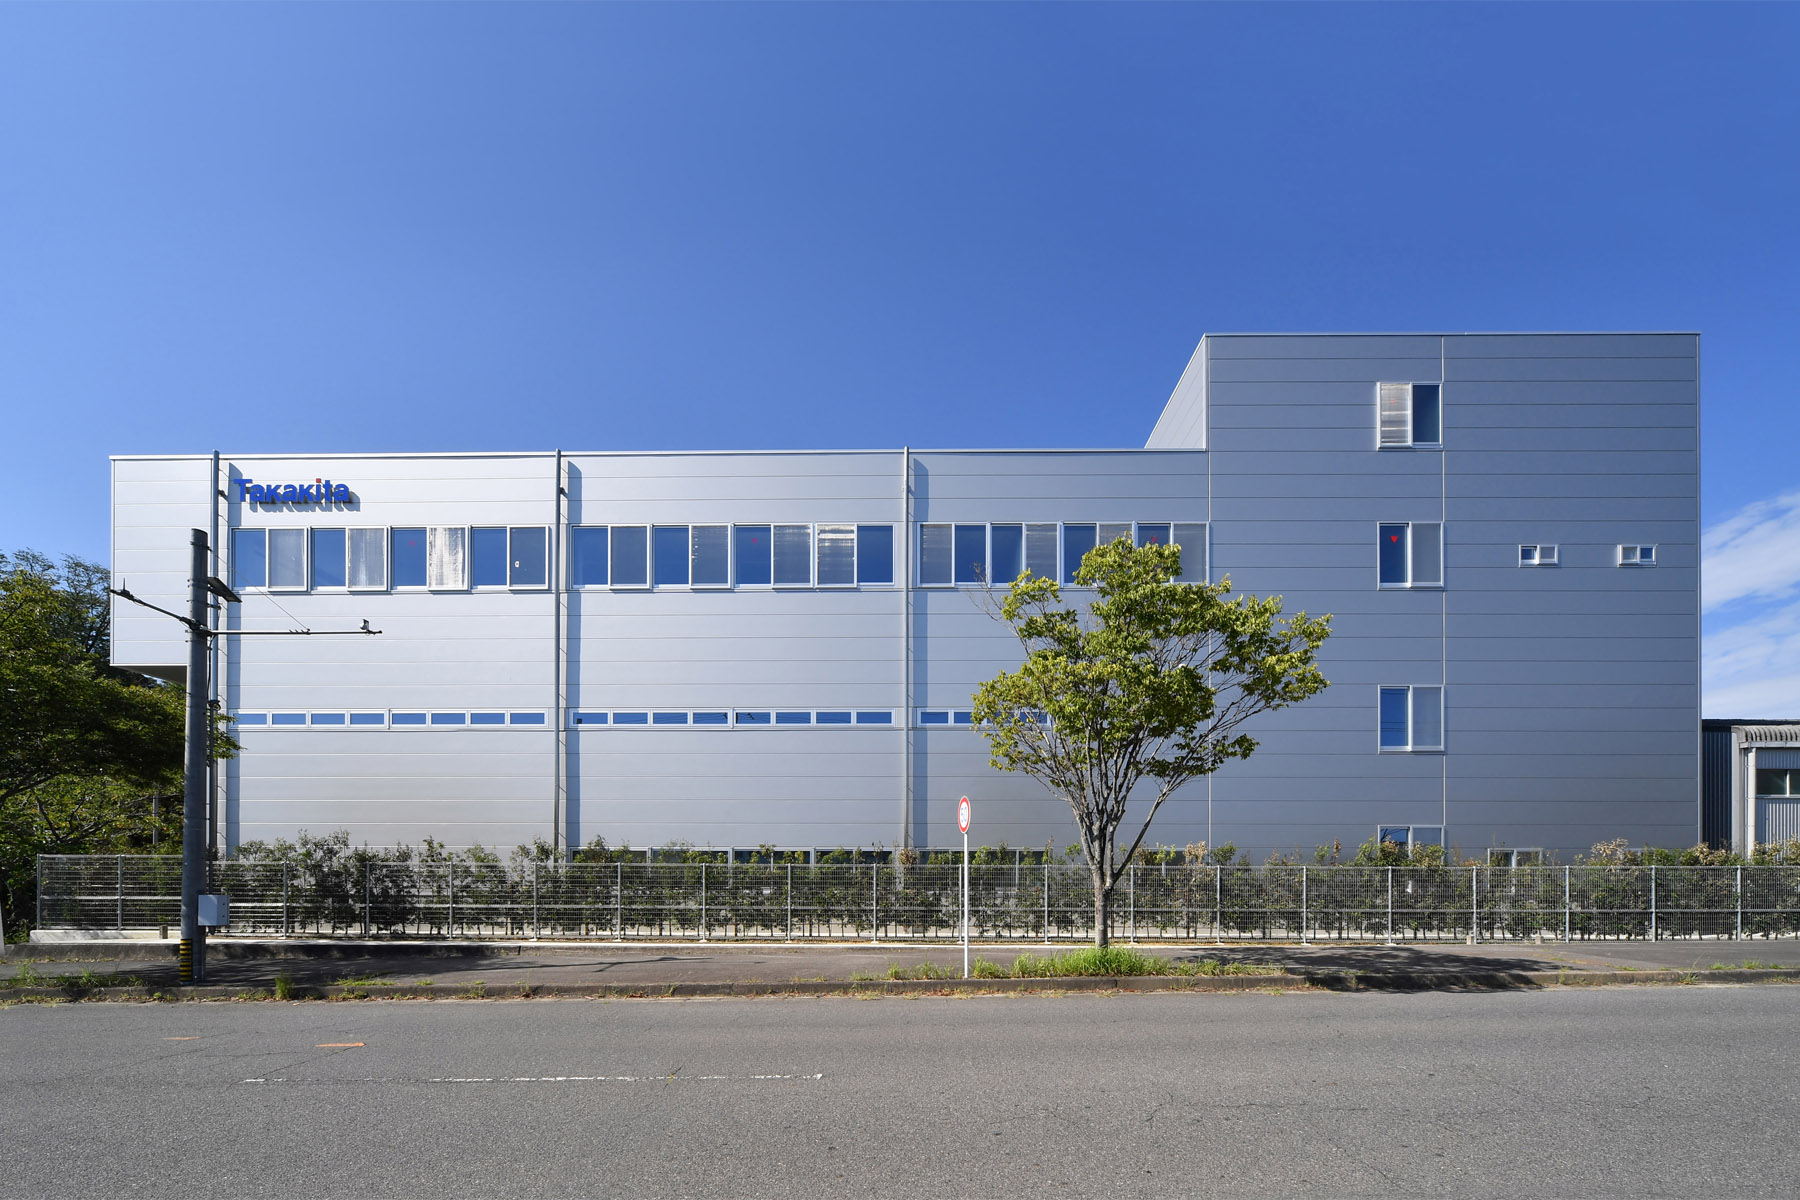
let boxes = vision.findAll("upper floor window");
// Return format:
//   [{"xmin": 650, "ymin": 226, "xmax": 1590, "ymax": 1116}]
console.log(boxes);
[
  {"xmin": 1377, "ymin": 522, "xmax": 1442, "ymax": 588},
  {"xmin": 1379, "ymin": 685, "xmax": 1443, "ymax": 751},
  {"xmin": 311, "ymin": 528, "xmax": 346, "ymax": 589},
  {"xmin": 392, "ymin": 528, "xmax": 426, "ymax": 588},
  {"xmin": 268, "ymin": 528, "xmax": 306, "ymax": 591},
  {"xmin": 231, "ymin": 528, "xmax": 267, "ymax": 589},
  {"xmin": 1618, "ymin": 544, "xmax": 1656, "ymax": 567},
  {"xmin": 1519, "ymin": 544, "xmax": 1558, "ymax": 567},
  {"xmin": 924, "ymin": 521, "xmax": 1205, "ymax": 587},
  {"xmin": 1378, "ymin": 382, "xmax": 1442, "ymax": 448}
]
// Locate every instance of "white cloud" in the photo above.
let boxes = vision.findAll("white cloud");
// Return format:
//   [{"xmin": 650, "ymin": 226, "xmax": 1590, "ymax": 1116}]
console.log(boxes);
[
  {"xmin": 1704, "ymin": 598, "xmax": 1800, "ymax": 718},
  {"xmin": 1702, "ymin": 489, "xmax": 1800, "ymax": 613}
]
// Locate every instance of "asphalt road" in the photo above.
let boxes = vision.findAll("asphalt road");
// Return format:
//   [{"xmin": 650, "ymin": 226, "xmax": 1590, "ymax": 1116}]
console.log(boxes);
[{"xmin": 4, "ymin": 987, "xmax": 1797, "ymax": 1199}]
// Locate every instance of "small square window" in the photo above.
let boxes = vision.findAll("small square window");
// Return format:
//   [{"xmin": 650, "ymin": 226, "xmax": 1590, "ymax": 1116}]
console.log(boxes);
[
  {"xmin": 1520, "ymin": 544, "xmax": 1558, "ymax": 567},
  {"xmin": 1378, "ymin": 382, "xmax": 1442, "ymax": 448},
  {"xmin": 1619, "ymin": 544, "xmax": 1656, "ymax": 567}
]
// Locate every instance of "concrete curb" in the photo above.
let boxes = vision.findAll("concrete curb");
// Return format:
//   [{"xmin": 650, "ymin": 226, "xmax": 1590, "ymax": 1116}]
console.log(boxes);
[{"xmin": 6, "ymin": 967, "xmax": 1800, "ymax": 1002}]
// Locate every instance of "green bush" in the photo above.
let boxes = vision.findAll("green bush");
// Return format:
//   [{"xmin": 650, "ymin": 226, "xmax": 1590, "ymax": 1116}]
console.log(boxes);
[{"xmin": 1010, "ymin": 946, "xmax": 1168, "ymax": 977}]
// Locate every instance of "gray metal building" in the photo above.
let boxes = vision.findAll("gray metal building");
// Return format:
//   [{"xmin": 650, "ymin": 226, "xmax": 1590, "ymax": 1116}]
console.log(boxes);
[{"xmin": 110, "ymin": 332, "xmax": 1701, "ymax": 861}]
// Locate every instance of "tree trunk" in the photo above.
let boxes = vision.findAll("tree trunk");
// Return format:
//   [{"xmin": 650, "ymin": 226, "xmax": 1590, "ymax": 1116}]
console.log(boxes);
[{"xmin": 1093, "ymin": 870, "xmax": 1110, "ymax": 947}]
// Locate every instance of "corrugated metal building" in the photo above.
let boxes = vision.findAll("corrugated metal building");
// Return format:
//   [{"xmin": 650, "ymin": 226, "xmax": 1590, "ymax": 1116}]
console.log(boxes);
[
  {"xmin": 110, "ymin": 332, "xmax": 1702, "ymax": 860},
  {"xmin": 1701, "ymin": 720, "xmax": 1800, "ymax": 851}
]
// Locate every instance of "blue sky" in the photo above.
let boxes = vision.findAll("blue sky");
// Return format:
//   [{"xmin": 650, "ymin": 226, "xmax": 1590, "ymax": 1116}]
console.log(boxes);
[{"xmin": 2, "ymin": 4, "xmax": 1795, "ymax": 714}]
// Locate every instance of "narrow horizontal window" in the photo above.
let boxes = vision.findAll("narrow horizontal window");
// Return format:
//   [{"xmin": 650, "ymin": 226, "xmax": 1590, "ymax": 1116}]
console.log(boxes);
[
  {"xmin": 611, "ymin": 526, "xmax": 649, "ymax": 588},
  {"xmin": 392, "ymin": 528, "xmax": 427, "ymax": 588},
  {"xmin": 919, "ymin": 524, "xmax": 953, "ymax": 586},
  {"xmin": 989, "ymin": 524, "xmax": 1023, "ymax": 585},
  {"xmin": 233, "ymin": 712, "xmax": 268, "ymax": 726},
  {"xmin": 773, "ymin": 524, "xmax": 812, "ymax": 585},
  {"xmin": 348, "ymin": 528, "xmax": 387, "ymax": 590},
  {"xmin": 509, "ymin": 712, "xmax": 546, "ymax": 725},
  {"xmin": 775, "ymin": 711, "xmax": 811, "ymax": 725},
  {"xmin": 816, "ymin": 710, "xmax": 852, "ymax": 725},
  {"xmin": 471, "ymin": 527, "xmax": 508, "ymax": 587},
  {"xmin": 919, "ymin": 710, "xmax": 949, "ymax": 725},
  {"xmin": 509, "ymin": 526, "xmax": 548, "ymax": 588},
  {"xmin": 268, "ymin": 528, "xmax": 306, "ymax": 591},
  {"xmin": 572, "ymin": 711, "xmax": 608, "ymax": 726},
  {"xmin": 471, "ymin": 712, "xmax": 506, "ymax": 726},
  {"xmin": 612, "ymin": 711, "xmax": 649, "ymax": 725},
  {"xmin": 735, "ymin": 711, "xmax": 772, "ymax": 726},
  {"xmin": 693, "ymin": 710, "xmax": 729, "ymax": 726},
  {"xmin": 349, "ymin": 712, "xmax": 385, "ymax": 726},
  {"xmin": 571, "ymin": 527, "xmax": 609, "ymax": 586},
  {"xmin": 312, "ymin": 528, "xmax": 346, "ymax": 589},
  {"xmin": 654, "ymin": 526, "xmax": 690, "ymax": 587},
  {"xmin": 430, "ymin": 712, "xmax": 466, "ymax": 726},
  {"xmin": 1062, "ymin": 524, "xmax": 1096, "ymax": 584},
  {"xmin": 691, "ymin": 525, "xmax": 729, "ymax": 587},
  {"xmin": 309, "ymin": 712, "xmax": 346, "ymax": 726},
  {"xmin": 857, "ymin": 526, "xmax": 894, "ymax": 585},
  {"xmin": 1520, "ymin": 544, "xmax": 1558, "ymax": 567},
  {"xmin": 231, "ymin": 529, "xmax": 267, "ymax": 590},
  {"xmin": 855, "ymin": 711, "xmax": 893, "ymax": 725},
  {"xmin": 391, "ymin": 712, "xmax": 427, "ymax": 726},
  {"xmin": 652, "ymin": 711, "xmax": 689, "ymax": 725},
  {"xmin": 734, "ymin": 526, "xmax": 772, "ymax": 586},
  {"xmin": 271, "ymin": 712, "xmax": 306, "ymax": 727},
  {"xmin": 1619, "ymin": 544, "xmax": 1657, "ymax": 566},
  {"xmin": 952, "ymin": 711, "xmax": 974, "ymax": 726},
  {"xmin": 427, "ymin": 526, "xmax": 468, "ymax": 591}
]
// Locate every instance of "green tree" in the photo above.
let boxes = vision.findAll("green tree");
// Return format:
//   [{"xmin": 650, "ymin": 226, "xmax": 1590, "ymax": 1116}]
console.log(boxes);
[
  {"xmin": 0, "ymin": 551, "xmax": 235, "ymax": 935},
  {"xmin": 971, "ymin": 537, "xmax": 1331, "ymax": 946}
]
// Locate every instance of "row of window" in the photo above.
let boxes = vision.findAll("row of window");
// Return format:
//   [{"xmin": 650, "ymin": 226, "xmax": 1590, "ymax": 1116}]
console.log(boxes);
[
  {"xmin": 231, "ymin": 526, "xmax": 551, "ymax": 592},
  {"xmin": 918, "ymin": 522, "xmax": 1205, "ymax": 587},
  {"xmin": 1520, "ymin": 544, "xmax": 1657, "ymax": 568},
  {"xmin": 570, "ymin": 524, "xmax": 894, "ymax": 589},
  {"xmin": 234, "ymin": 710, "xmax": 548, "ymax": 728},
  {"xmin": 572, "ymin": 709, "xmax": 895, "ymax": 727}
]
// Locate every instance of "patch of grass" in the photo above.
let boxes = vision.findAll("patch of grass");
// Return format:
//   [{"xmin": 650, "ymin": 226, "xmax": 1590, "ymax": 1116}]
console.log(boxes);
[
  {"xmin": 331, "ymin": 973, "xmax": 393, "ymax": 987},
  {"xmin": 1010, "ymin": 946, "xmax": 1170, "ymax": 978},
  {"xmin": 1169, "ymin": 958, "xmax": 1286, "ymax": 978},
  {"xmin": 1710, "ymin": 958, "xmax": 1780, "ymax": 971},
  {"xmin": 460, "ymin": 981, "xmax": 488, "ymax": 999},
  {"xmin": 273, "ymin": 973, "xmax": 297, "ymax": 1000},
  {"xmin": 848, "ymin": 971, "xmax": 880, "ymax": 982},
  {"xmin": 971, "ymin": 957, "xmax": 1008, "ymax": 979},
  {"xmin": 1, "ymin": 963, "xmax": 51, "ymax": 989},
  {"xmin": 516, "ymin": 983, "xmax": 539, "ymax": 998},
  {"xmin": 884, "ymin": 962, "xmax": 955, "ymax": 981},
  {"xmin": 414, "ymin": 978, "xmax": 434, "ymax": 987}
]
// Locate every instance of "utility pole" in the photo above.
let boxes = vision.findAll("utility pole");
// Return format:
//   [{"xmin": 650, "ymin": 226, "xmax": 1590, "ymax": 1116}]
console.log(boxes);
[{"xmin": 180, "ymin": 530, "xmax": 209, "ymax": 984}]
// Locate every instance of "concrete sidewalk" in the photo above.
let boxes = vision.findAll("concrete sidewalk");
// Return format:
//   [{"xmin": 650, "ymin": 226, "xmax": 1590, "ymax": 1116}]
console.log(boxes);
[{"xmin": 8, "ymin": 936, "xmax": 1800, "ymax": 994}]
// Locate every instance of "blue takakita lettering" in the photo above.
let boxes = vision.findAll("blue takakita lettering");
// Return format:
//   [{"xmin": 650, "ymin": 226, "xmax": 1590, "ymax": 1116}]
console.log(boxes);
[{"xmin": 236, "ymin": 478, "xmax": 354, "ymax": 505}]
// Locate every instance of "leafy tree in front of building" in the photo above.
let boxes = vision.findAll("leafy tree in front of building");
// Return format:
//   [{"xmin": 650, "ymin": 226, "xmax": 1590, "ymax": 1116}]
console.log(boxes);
[{"xmin": 972, "ymin": 537, "xmax": 1332, "ymax": 946}]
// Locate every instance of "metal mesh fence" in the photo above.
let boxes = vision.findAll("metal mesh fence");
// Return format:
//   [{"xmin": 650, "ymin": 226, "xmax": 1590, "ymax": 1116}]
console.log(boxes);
[{"xmin": 34, "ymin": 857, "xmax": 1800, "ymax": 942}]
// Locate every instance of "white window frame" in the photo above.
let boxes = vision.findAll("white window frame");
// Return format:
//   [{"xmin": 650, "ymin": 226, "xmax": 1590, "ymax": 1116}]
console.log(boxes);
[
  {"xmin": 608, "ymin": 525, "xmax": 651, "ymax": 590},
  {"xmin": 1377, "ymin": 381, "xmax": 1444, "ymax": 449},
  {"xmin": 1618, "ymin": 544, "xmax": 1657, "ymax": 567},
  {"xmin": 815, "ymin": 524, "xmax": 858, "ymax": 589},
  {"xmin": 389, "ymin": 711, "xmax": 430, "ymax": 729},
  {"xmin": 468, "ymin": 525, "xmax": 511, "ymax": 591},
  {"xmin": 1378, "ymin": 684, "xmax": 1444, "ymax": 752},
  {"xmin": 690, "ymin": 524, "xmax": 732, "ymax": 590},
  {"xmin": 1519, "ymin": 544, "xmax": 1558, "ymax": 567},
  {"xmin": 268, "ymin": 711, "xmax": 308, "ymax": 728},
  {"xmin": 1488, "ymin": 848, "xmax": 1544, "ymax": 868},
  {"xmin": 265, "ymin": 527, "xmax": 309, "ymax": 593},
  {"xmin": 1377, "ymin": 522, "xmax": 1443, "ymax": 589},
  {"xmin": 506, "ymin": 525, "xmax": 552, "ymax": 591},
  {"xmin": 307, "ymin": 711, "xmax": 348, "ymax": 728},
  {"xmin": 346, "ymin": 712, "xmax": 388, "ymax": 729},
  {"xmin": 347, "ymin": 527, "xmax": 389, "ymax": 592},
  {"xmin": 771, "ymin": 523, "xmax": 814, "ymax": 588},
  {"xmin": 426, "ymin": 525, "xmax": 469, "ymax": 592}
]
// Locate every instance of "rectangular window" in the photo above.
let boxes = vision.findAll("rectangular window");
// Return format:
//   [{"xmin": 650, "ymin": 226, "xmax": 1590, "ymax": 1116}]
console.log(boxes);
[
  {"xmin": 1756, "ymin": 769, "xmax": 1789, "ymax": 797},
  {"xmin": 816, "ymin": 524, "xmax": 856, "ymax": 587},
  {"xmin": 471, "ymin": 712, "xmax": 506, "ymax": 726},
  {"xmin": 1025, "ymin": 524, "xmax": 1058, "ymax": 580},
  {"xmin": 233, "ymin": 713, "xmax": 267, "ymax": 726},
  {"xmin": 571, "ymin": 527, "xmax": 609, "ymax": 586},
  {"xmin": 1379, "ymin": 382, "xmax": 1441, "ymax": 447},
  {"xmin": 735, "ymin": 711, "xmax": 772, "ymax": 726},
  {"xmin": 653, "ymin": 526, "xmax": 690, "ymax": 587},
  {"xmin": 734, "ymin": 526, "xmax": 772, "ymax": 586},
  {"xmin": 348, "ymin": 528, "xmax": 387, "ymax": 590},
  {"xmin": 572, "ymin": 712, "xmax": 608, "ymax": 726},
  {"xmin": 855, "ymin": 711, "xmax": 893, "ymax": 725},
  {"xmin": 1173, "ymin": 523, "xmax": 1206, "ymax": 583},
  {"xmin": 430, "ymin": 712, "xmax": 466, "ymax": 726},
  {"xmin": 311, "ymin": 529, "xmax": 346, "ymax": 588},
  {"xmin": 509, "ymin": 712, "xmax": 546, "ymax": 725},
  {"xmin": 610, "ymin": 526, "xmax": 649, "ymax": 587},
  {"xmin": 392, "ymin": 712, "xmax": 427, "ymax": 726},
  {"xmin": 349, "ymin": 712, "xmax": 385, "ymax": 726},
  {"xmin": 773, "ymin": 524, "xmax": 812, "ymax": 585},
  {"xmin": 232, "ymin": 529, "xmax": 267, "ymax": 589},
  {"xmin": 989, "ymin": 524, "xmax": 1023, "ymax": 585},
  {"xmin": 1519, "ymin": 544, "xmax": 1558, "ymax": 567},
  {"xmin": 691, "ymin": 525, "xmax": 729, "ymax": 587},
  {"xmin": 1412, "ymin": 826, "xmax": 1445, "ymax": 848},
  {"xmin": 919, "ymin": 524, "xmax": 953, "ymax": 586},
  {"xmin": 693, "ymin": 710, "xmax": 729, "ymax": 726},
  {"xmin": 652, "ymin": 711, "xmax": 688, "ymax": 726},
  {"xmin": 816, "ymin": 710, "xmax": 852, "ymax": 725},
  {"xmin": 613, "ymin": 711, "xmax": 648, "ymax": 725},
  {"xmin": 509, "ymin": 526, "xmax": 548, "ymax": 588},
  {"xmin": 775, "ymin": 711, "xmax": 811, "ymax": 725},
  {"xmin": 1062, "ymin": 524, "xmax": 1097, "ymax": 584},
  {"xmin": 271, "ymin": 712, "xmax": 306, "ymax": 727},
  {"xmin": 471, "ymin": 527, "xmax": 508, "ymax": 587},
  {"xmin": 954, "ymin": 524, "xmax": 986, "ymax": 585},
  {"xmin": 427, "ymin": 526, "xmax": 468, "ymax": 590},
  {"xmin": 1619, "ymin": 544, "xmax": 1657, "ymax": 566},
  {"xmin": 1135, "ymin": 522, "xmax": 1170, "ymax": 550},
  {"xmin": 392, "ymin": 528, "xmax": 427, "ymax": 588},
  {"xmin": 268, "ymin": 528, "xmax": 306, "ymax": 590},
  {"xmin": 309, "ymin": 712, "xmax": 346, "ymax": 726},
  {"xmin": 1380, "ymin": 685, "xmax": 1442, "ymax": 751},
  {"xmin": 1378, "ymin": 523, "xmax": 1441, "ymax": 587},
  {"xmin": 856, "ymin": 525, "xmax": 893, "ymax": 585},
  {"xmin": 1098, "ymin": 522, "xmax": 1131, "ymax": 549},
  {"xmin": 919, "ymin": 710, "xmax": 949, "ymax": 725},
  {"xmin": 952, "ymin": 711, "xmax": 974, "ymax": 725}
]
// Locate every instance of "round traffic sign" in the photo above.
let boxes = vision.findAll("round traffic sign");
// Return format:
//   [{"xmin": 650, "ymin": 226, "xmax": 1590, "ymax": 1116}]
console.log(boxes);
[{"xmin": 958, "ymin": 796, "xmax": 971, "ymax": 834}]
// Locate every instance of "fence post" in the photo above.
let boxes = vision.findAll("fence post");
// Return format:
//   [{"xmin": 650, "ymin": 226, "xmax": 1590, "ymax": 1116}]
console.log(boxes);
[
  {"xmin": 1564, "ymin": 866, "xmax": 1571, "ymax": 942},
  {"xmin": 282, "ymin": 862, "xmax": 290, "ymax": 937},
  {"xmin": 871, "ymin": 866, "xmax": 879, "ymax": 943},
  {"xmin": 786, "ymin": 862, "xmax": 793, "ymax": 941},
  {"xmin": 1299, "ymin": 865, "xmax": 1308, "ymax": 944},
  {"xmin": 447, "ymin": 864, "xmax": 456, "ymax": 937},
  {"xmin": 1129, "ymin": 865, "xmax": 1136, "ymax": 942},
  {"xmin": 531, "ymin": 860, "xmax": 540, "ymax": 939},
  {"xmin": 1470, "ymin": 864, "xmax": 1479, "ymax": 944},
  {"xmin": 615, "ymin": 861, "xmax": 623, "ymax": 939},
  {"xmin": 1649, "ymin": 864, "xmax": 1657, "ymax": 941},
  {"xmin": 1043, "ymin": 863, "xmax": 1050, "ymax": 943},
  {"xmin": 1386, "ymin": 866, "xmax": 1395, "ymax": 945},
  {"xmin": 116, "ymin": 855, "xmax": 124, "ymax": 932},
  {"xmin": 362, "ymin": 861, "xmax": 370, "ymax": 937},
  {"xmin": 1215, "ymin": 864, "xmax": 1223, "ymax": 945},
  {"xmin": 1736, "ymin": 864, "xmax": 1743, "ymax": 940},
  {"xmin": 699, "ymin": 862, "xmax": 707, "ymax": 943}
]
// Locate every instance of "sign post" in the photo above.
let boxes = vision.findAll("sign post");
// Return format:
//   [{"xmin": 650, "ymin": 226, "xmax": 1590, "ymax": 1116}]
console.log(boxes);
[{"xmin": 958, "ymin": 796, "xmax": 971, "ymax": 978}]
